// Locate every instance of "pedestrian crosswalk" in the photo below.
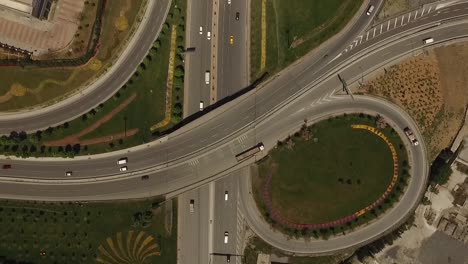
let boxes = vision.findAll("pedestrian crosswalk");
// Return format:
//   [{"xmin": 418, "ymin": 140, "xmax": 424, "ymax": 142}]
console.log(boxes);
[{"xmin": 334, "ymin": 3, "xmax": 438, "ymax": 61}]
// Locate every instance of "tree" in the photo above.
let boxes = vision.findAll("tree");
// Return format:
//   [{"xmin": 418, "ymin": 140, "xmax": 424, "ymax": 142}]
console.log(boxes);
[
  {"xmin": 173, "ymin": 103, "xmax": 182, "ymax": 115},
  {"xmin": 73, "ymin": 144, "xmax": 81, "ymax": 154},
  {"xmin": 9, "ymin": 131, "xmax": 18, "ymax": 141}
]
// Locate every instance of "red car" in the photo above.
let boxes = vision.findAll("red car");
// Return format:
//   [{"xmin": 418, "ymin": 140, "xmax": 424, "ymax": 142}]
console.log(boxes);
[{"xmin": 2, "ymin": 164, "xmax": 11, "ymax": 169}]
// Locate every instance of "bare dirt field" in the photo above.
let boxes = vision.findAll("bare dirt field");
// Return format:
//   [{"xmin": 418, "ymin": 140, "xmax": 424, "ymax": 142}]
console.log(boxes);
[{"xmin": 357, "ymin": 43, "xmax": 468, "ymax": 160}]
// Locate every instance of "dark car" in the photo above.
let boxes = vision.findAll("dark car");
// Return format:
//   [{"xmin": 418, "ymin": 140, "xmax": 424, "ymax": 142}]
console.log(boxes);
[
  {"xmin": 2, "ymin": 164, "xmax": 11, "ymax": 169},
  {"xmin": 235, "ymin": 12, "xmax": 239, "ymax": 20},
  {"xmin": 141, "ymin": 175, "xmax": 149, "ymax": 180}
]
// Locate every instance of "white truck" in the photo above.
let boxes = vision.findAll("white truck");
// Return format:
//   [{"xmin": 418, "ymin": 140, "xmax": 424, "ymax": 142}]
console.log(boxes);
[
  {"xmin": 423, "ymin": 37, "xmax": 434, "ymax": 44},
  {"xmin": 404, "ymin": 127, "xmax": 419, "ymax": 146}
]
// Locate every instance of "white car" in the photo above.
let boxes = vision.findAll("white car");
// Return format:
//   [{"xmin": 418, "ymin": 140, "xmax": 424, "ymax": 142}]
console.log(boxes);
[
  {"xmin": 224, "ymin": 191, "xmax": 229, "ymax": 201},
  {"xmin": 207, "ymin": 31, "xmax": 211, "ymax": 40},
  {"xmin": 199, "ymin": 101, "xmax": 204, "ymax": 111},
  {"xmin": 65, "ymin": 171, "xmax": 72, "ymax": 177},
  {"xmin": 224, "ymin": 232, "xmax": 229, "ymax": 244},
  {"xmin": 199, "ymin": 26, "xmax": 203, "ymax": 35},
  {"xmin": 228, "ymin": 0, "xmax": 231, "ymax": 4},
  {"xmin": 119, "ymin": 166, "xmax": 128, "ymax": 172}
]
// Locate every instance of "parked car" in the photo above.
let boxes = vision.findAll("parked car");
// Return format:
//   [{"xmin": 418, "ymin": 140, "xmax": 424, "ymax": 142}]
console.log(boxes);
[
  {"xmin": 2, "ymin": 164, "xmax": 11, "ymax": 169},
  {"xmin": 141, "ymin": 175, "xmax": 149, "ymax": 180},
  {"xmin": 120, "ymin": 166, "xmax": 128, "ymax": 172},
  {"xmin": 65, "ymin": 171, "xmax": 72, "ymax": 176}
]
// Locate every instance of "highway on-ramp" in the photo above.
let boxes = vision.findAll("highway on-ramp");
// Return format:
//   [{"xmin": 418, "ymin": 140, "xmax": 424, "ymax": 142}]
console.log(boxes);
[
  {"xmin": 0, "ymin": 2, "xmax": 465, "ymax": 185},
  {"xmin": 0, "ymin": 0, "xmax": 466, "ymax": 255},
  {"xmin": 0, "ymin": 2, "xmax": 466, "ymax": 190}
]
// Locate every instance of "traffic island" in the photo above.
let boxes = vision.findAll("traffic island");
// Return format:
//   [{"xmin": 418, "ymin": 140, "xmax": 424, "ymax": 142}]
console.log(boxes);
[{"xmin": 252, "ymin": 113, "xmax": 411, "ymax": 239}]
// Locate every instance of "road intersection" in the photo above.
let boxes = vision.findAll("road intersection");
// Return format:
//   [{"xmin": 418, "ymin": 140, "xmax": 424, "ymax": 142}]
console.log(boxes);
[{"xmin": 0, "ymin": 0, "xmax": 468, "ymax": 257}]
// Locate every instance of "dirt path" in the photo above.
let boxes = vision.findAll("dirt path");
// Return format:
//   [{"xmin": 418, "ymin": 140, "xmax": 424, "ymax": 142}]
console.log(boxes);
[{"xmin": 44, "ymin": 93, "xmax": 137, "ymax": 146}]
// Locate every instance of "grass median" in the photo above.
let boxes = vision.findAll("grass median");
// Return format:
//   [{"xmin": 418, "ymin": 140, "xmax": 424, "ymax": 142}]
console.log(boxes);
[
  {"xmin": 0, "ymin": 198, "xmax": 177, "ymax": 264},
  {"xmin": 250, "ymin": 0, "xmax": 363, "ymax": 81},
  {"xmin": 253, "ymin": 114, "xmax": 410, "ymax": 237}
]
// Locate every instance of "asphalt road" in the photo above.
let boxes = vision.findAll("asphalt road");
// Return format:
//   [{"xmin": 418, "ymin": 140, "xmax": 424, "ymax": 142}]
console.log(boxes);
[
  {"xmin": 177, "ymin": 185, "xmax": 211, "ymax": 264},
  {"xmin": 183, "ymin": 0, "xmax": 213, "ymax": 116},
  {"xmin": 238, "ymin": 95, "xmax": 429, "ymax": 255},
  {"xmin": 0, "ymin": 0, "xmax": 467, "ymax": 254},
  {"xmin": 0, "ymin": 3, "xmax": 466, "ymax": 190},
  {"xmin": 0, "ymin": 2, "xmax": 464, "ymax": 183},
  {"xmin": 216, "ymin": 0, "xmax": 249, "ymax": 98}
]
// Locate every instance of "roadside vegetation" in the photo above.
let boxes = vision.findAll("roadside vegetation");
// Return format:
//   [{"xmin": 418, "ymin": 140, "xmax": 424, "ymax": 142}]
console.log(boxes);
[
  {"xmin": 0, "ymin": 0, "xmax": 144, "ymax": 110},
  {"xmin": 357, "ymin": 44, "xmax": 468, "ymax": 160},
  {"xmin": 0, "ymin": 198, "xmax": 177, "ymax": 264},
  {"xmin": 0, "ymin": 0, "xmax": 186, "ymax": 157},
  {"xmin": 249, "ymin": 0, "xmax": 363, "ymax": 81},
  {"xmin": 252, "ymin": 114, "xmax": 410, "ymax": 238},
  {"xmin": 243, "ymin": 235, "xmax": 352, "ymax": 264}
]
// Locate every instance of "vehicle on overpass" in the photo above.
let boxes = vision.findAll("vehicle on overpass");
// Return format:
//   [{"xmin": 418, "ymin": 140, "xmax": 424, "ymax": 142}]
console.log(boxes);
[
  {"xmin": 190, "ymin": 199, "xmax": 195, "ymax": 213},
  {"xmin": 423, "ymin": 37, "xmax": 434, "ymax": 44},
  {"xmin": 117, "ymin": 157, "xmax": 128, "ymax": 165},
  {"xmin": 205, "ymin": 71, "xmax": 210, "ymax": 84},
  {"xmin": 404, "ymin": 127, "xmax": 419, "ymax": 146},
  {"xmin": 235, "ymin": 143, "xmax": 265, "ymax": 162},
  {"xmin": 366, "ymin": 5, "xmax": 374, "ymax": 15}
]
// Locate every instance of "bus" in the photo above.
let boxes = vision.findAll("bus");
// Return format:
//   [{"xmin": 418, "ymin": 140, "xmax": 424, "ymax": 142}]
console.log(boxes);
[{"xmin": 235, "ymin": 143, "xmax": 265, "ymax": 162}]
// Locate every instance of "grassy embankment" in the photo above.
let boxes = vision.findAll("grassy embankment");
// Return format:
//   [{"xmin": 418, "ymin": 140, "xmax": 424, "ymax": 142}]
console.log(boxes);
[{"xmin": 250, "ymin": 0, "xmax": 363, "ymax": 81}]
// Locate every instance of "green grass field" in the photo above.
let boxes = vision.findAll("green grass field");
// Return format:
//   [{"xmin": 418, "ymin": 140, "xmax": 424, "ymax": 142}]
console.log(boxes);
[
  {"xmin": 0, "ymin": 0, "xmax": 144, "ymax": 111},
  {"xmin": 0, "ymin": 198, "xmax": 176, "ymax": 264},
  {"xmin": 250, "ymin": 0, "xmax": 363, "ymax": 81},
  {"xmin": 254, "ymin": 114, "xmax": 409, "ymax": 229}
]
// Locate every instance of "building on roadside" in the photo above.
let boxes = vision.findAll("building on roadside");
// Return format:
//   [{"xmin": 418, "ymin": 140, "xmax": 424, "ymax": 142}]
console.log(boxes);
[{"xmin": 0, "ymin": 0, "xmax": 52, "ymax": 20}]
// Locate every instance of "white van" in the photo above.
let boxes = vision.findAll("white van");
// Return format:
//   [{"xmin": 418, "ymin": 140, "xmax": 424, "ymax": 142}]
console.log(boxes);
[
  {"xmin": 224, "ymin": 232, "xmax": 229, "ymax": 244},
  {"xmin": 423, "ymin": 37, "xmax": 434, "ymax": 44},
  {"xmin": 199, "ymin": 101, "xmax": 204, "ymax": 111},
  {"xmin": 205, "ymin": 71, "xmax": 210, "ymax": 84},
  {"xmin": 207, "ymin": 31, "xmax": 211, "ymax": 40},
  {"xmin": 117, "ymin": 157, "xmax": 128, "ymax": 165},
  {"xmin": 366, "ymin": 5, "xmax": 374, "ymax": 15}
]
